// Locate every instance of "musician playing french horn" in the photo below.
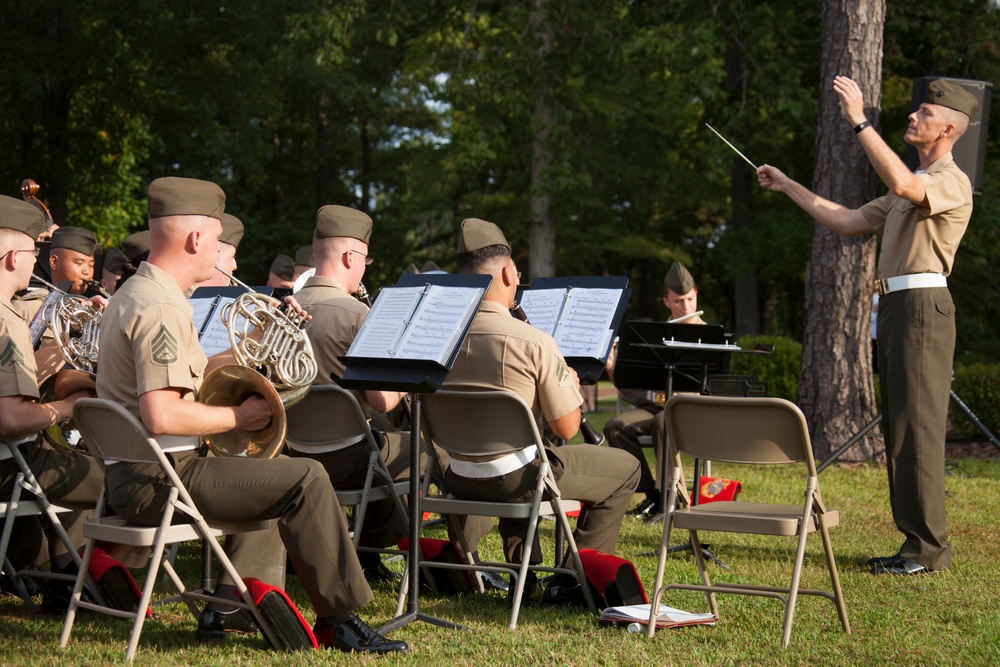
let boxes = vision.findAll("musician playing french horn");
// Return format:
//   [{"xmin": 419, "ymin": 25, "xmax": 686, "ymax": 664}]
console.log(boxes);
[
  {"xmin": 95, "ymin": 177, "xmax": 406, "ymax": 653},
  {"xmin": 188, "ymin": 212, "xmax": 244, "ymax": 291},
  {"xmin": 13, "ymin": 226, "xmax": 107, "ymax": 383},
  {"xmin": 290, "ymin": 205, "xmax": 418, "ymax": 584},
  {"xmin": 0, "ymin": 195, "xmax": 109, "ymax": 612}
]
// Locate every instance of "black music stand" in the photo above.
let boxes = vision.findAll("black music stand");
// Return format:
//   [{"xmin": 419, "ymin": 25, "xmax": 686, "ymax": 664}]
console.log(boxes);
[
  {"xmin": 612, "ymin": 321, "xmax": 733, "ymax": 521},
  {"xmin": 518, "ymin": 276, "xmax": 631, "ymax": 384},
  {"xmin": 337, "ymin": 273, "xmax": 491, "ymax": 635}
]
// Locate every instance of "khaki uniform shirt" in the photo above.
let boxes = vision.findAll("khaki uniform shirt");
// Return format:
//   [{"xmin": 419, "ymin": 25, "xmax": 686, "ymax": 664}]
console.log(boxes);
[
  {"xmin": 294, "ymin": 275, "xmax": 373, "ymax": 415},
  {"xmin": 294, "ymin": 275, "xmax": 367, "ymax": 382},
  {"xmin": 0, "ymin": 300, "xmax": 42, "ymax": 447},
  {"xmin": 861, "ymin": 152, "xmax": 972, "ymax": 279},
  {"xmin": 11, "ymin": 289, "xmax": 56, "ymax": 344},
  {"xmin": 442, "ymin": 300, "xmax": 582, "ymax": 427},
  {"xmin": 97, "ymin": 262, "xmax": 205, "ymax": 448}
]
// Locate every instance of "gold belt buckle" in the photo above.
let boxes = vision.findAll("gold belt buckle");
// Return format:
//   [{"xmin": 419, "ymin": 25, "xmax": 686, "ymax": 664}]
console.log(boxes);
[{"xmin": 875, "ymin": 278, "xmax": 889, "ymax": 296}]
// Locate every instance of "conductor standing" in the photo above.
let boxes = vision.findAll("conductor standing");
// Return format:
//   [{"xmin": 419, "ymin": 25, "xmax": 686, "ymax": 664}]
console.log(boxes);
[{"xmin": 757, "ymin": 77, "xmax": 980, "ymax": 575}]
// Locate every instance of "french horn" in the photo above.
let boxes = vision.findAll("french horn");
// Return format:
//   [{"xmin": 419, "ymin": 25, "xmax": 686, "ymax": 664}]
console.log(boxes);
[
  {"xmin": 199, "ymin": 266, "xmax": 318, "ymax": 459},
  {"xmin": 27, "ymin": 275, "xmax": 103, "ymax": 452}
]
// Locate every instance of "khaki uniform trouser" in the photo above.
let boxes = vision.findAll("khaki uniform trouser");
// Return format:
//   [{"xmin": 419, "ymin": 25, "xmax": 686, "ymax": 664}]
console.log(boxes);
[
  {"xmin": 878, "ymin": 286, "xmax": 954, "ymax": 571},
  {"xmin": 106, "ymin": 451, "xmax": 371, "ymax": 616},
  {"xmin": 0, "ymin": 439, "xmax": 103, "ymax": 562},
  {"xmin": 445, "ymin": 443, "xmax": 640, "ymax": 565},
  {"xmin": 288, "ymin": 429, "xmax": 413, "ymax": 549},
  {"xmin": 603, "ymin": 406, "xmax": 662, "ymax": 493}
]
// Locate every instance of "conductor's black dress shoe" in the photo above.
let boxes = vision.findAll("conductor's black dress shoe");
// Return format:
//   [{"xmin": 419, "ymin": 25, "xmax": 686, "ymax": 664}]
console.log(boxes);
[{"xmin": 870, "ymin": 555, "xmax": 939, "ymax": 576}]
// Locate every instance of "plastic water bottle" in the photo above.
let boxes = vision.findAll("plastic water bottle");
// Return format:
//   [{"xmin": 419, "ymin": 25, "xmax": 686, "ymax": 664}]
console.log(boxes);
[{"xmin": 627, "ymin": 622, "xmax": 642, "ymax": 634}]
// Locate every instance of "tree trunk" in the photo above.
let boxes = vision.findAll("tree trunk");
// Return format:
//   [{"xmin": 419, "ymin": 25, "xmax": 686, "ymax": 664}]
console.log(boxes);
[
  {"xmin": 800, "ymin": 0, "xmax": 885, "ymax": 461},
  {"xmin": 528, "ymin": 0, "xmax": 556, "ymax": 279},
  {"xmin": 725, "ymin": 38, "xmax": 760, "ymax": 337}
]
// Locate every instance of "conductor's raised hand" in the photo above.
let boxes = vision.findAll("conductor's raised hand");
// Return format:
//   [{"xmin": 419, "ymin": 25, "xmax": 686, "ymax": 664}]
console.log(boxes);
[
  {"xmin": 833, "ymin": 76, "xmax": 866, "ymax": 126},
  {"xmin": 756, "ymin": 164, "xmax": 790, "ymax": 193}
]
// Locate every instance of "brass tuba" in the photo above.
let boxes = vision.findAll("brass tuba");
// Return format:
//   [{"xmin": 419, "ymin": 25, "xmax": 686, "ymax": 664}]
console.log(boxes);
[{"xmin": 199, "ymin": 266, "xmax": 318, "ymax": 459}]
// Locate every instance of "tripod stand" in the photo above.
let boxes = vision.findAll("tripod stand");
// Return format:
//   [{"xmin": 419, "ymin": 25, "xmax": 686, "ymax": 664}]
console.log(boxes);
[{"xmin": 817, "ymin": 387, "xmax": 1000, "ymax": 473}]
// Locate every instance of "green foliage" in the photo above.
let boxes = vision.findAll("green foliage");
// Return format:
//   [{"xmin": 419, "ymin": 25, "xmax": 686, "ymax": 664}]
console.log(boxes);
[
  {"xmin": 950, "ymin": 363, "xmax": 1000, "ymax": 439},
  {"xmin": 730, "ymin": 334, "xmax": 802, "ymax": 401}
]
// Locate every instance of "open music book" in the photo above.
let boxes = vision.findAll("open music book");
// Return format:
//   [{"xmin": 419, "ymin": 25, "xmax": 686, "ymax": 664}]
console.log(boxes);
[
  {"xmin": 599, "ymin": 603, "xmax": 716, "ymax": 629},
  {"xmin": 518, "ymin": 285, "xmax": 621, "ymax": 359},
  {"xmin": 344, "ymin": 283, "xmax": 485, "ymax": 367}
]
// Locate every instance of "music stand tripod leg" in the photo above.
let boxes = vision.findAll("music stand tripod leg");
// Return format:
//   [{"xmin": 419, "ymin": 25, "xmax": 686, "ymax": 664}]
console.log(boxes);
[
  {"xmin": 378, "ymin": 394, "xmax": 464, "ymax": 634},
  {"xmin": 949, "ymin": 390, "xmax": 1000, "ymax": 454}
]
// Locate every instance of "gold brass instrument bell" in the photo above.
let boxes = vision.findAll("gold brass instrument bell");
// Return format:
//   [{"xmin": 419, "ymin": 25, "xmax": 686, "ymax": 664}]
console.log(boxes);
[{"xmin": 200, "ymin": 266, "xmax": 318, "ymax": 459}]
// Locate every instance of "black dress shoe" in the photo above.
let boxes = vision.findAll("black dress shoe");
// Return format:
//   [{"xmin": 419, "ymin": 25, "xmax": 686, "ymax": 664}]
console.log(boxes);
[
  {"xmin": 1, "ymin": 571, "xmax": 43, "ymax": 598},
  {"xmin": 541, "ymin": 581, "xmax": 588, "ymax": 608},
  {"xmin": 866, "ymin": 553, "xmax": 899, "ymax": 568},
  {"xmin": 508, "ymin": 570, "xmax": 537, "ymax": 607},
  {"xmin": 196, "ymin": 606, "xmax": 259, "ymax": 642},
  {"xmin": 315, "ymin": 613, "xmax": 408, "ymax": 654},
  {"xmin": 361, "ymin": 560, "xmax": 402, "ymax": 584},
  {"xmin": 870, "ymin": 555, "xmax": 939, "ymax": 576},
  {"xmin": 628, "ymin": 497, "xmax": 659, "ymax": 518}
]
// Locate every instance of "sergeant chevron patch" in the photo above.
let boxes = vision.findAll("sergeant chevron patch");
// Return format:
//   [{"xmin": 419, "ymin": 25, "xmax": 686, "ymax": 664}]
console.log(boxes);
[
  {"xmin": 151, "ymin": 325, "xmax": 179, "ymax": 365},
  {"xmin": 0, "ymin": 339, "xmax": 24, "ymax": 368}
]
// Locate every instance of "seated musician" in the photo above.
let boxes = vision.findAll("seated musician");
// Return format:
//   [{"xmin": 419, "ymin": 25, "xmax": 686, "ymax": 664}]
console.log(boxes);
[
  {"xmin": 290, "ymin": 205, "xmax": 431, "ymax": 583},
  {"xmin": 0, "ymin": 196, "xmax": 109, "ymax": 612},
  {"xmin": 266, "ymin": 254, "xmax": 296, "ymax": 289},
  {"xmin": 439, "ymin": 218, "xmax": 640, "ymax": 605},
  {"xmin": 96, "ymin": 178, "xmax": 406, "ymax": 654},
  {"xmin": 603, "ymin": 261, "xmax": 706, "ymax": 518},
  {"xmin": 13, "ymin": 226, "xmax": 106, "ymax": 384},
  {"xmin": 189, "ymin": 212, "xmax": 244, "ymax": 291}
]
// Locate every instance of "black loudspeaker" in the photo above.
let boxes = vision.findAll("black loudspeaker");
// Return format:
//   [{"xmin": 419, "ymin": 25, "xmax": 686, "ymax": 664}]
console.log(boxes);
[{"xmin": 906, "ymin": 76, "xmax": 992, "ymax": 195}]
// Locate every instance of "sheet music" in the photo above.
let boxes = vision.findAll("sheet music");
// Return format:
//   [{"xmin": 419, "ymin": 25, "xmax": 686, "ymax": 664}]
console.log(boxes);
[
  {"xmin": 346, "ymin": 284, "xmax": 484, "ymax": 364},
  {"xmin": 517, "ymin": 289, "xmax": 563, "ymax": 334},
  {"xmin": 347, "ymin": 286, "xmax": 424, "ymax": 358},
  {"xmin": 190, "ymin": 297, "xmax": 218, "ymax": 334},
  {"xmin": 395, "ymin": 286, "xmax": 483, "ymax": 362},
  {"xmin": 554, "ymin": 288, "xmax": 619, "ymax": 357},
  {"xmin": 198, "ymin": 296, "xmax": 238, "ymax": 357},
  {"xmin": 519, "ymin": 286, "xmax": 621, "ymax": 358}
]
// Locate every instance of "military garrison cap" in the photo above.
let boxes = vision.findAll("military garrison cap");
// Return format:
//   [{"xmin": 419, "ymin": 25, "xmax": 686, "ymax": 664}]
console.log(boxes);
[
  {"xmin": 102, "ymin": 246, "xmax": 128, "ymax": 275},
  {"xmin": 269, "ymin": 254, "xmax": 295, "ymax": 281},
  {"xmin": 147, "ymin": 177, "xmax": 225, "ymax": 221},
  {"xmin": 925, "ymin": 79, "xmax": 980, "ymax": 119},
  {"xmin": 123, "ymin": 230, "xmax": 151, "ymax": 263},
  {"xmin": 50, "ymin": 226, "xmax": 99, "ymax": 256},
  {"xmin": 220, "ymin": 213, "xmax": 245, "ymax": 248},
  {"xmin": 294, "ymin": 245, "xmax": 314, "ymax": 268},
  {"xmin": 315, "ymin": 205, "xmax": 372, "ymax": 244},
  {"xmin": 664, "ymin": 262, "xmax": 696, "ymax": 295},
  {"xmin": 0, "ymin": 195, "xmax": 47, "ymax": 240},
  {"xmin": 457, "ymin": 218, "xmax": 510, "ymax": 253}
]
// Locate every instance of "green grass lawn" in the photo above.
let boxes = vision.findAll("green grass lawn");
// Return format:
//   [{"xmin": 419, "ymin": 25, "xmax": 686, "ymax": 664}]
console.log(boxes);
[{"xmin": 3, "ymin": 394, "xmax": 999, "ymax": 665}]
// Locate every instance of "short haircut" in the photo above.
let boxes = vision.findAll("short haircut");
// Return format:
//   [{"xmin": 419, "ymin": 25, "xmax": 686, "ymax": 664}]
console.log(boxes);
[{"xmin": 456, "ymin": 244, "xmax": 511, "ymax": 274}]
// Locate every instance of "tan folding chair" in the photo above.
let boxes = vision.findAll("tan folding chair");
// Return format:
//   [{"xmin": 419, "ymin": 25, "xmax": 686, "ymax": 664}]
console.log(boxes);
[
  {"xmin": 0, "ymin": 437, "xmax": 96, "ymax": 611},
  {"xmin": 646, "ymin": 394, "xmax": 850, "ymax": 647},
  {"xmin": 284, "ymin": 383, "xmax": 410, "ymax": 553},
  {"xmin": 418, "ymin": 389, "xmax": 596, "ymax": 629},
  {"xmin": 59, "ymin": 398, "xmax": 279, "ymax": 663}
]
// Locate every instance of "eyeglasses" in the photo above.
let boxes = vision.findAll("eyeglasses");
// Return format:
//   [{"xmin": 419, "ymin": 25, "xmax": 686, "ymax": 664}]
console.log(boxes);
[
  {"xmin": 344, "ymin": 249, "xmax": 374, "ymax": 266},
  {"xmin": 0, "ymin": 248, "xmax": 40, "ymax": 261}
]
